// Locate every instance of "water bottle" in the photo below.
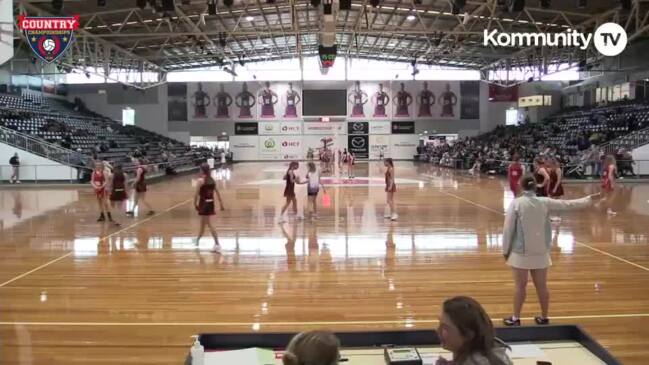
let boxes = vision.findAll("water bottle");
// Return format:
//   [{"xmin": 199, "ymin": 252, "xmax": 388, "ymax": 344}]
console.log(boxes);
[{"xmin": 190, "ymin": 335, "xmax": 204, "ymax": 365}]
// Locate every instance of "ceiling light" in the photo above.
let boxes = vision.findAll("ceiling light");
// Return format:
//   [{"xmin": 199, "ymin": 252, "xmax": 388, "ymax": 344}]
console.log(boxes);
[
  {"xmin": 246, "ymin": 16, "xmax": 254, "ymax": 21},
  {"xmin": 406, "ymin": 14, "xmax": 416, "ymax": 21}
]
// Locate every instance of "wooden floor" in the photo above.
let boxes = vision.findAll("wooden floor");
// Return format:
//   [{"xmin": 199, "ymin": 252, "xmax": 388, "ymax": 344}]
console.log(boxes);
[{"xmin": 1, "ymin": 161, "xmax": 649, "ymax": 365}]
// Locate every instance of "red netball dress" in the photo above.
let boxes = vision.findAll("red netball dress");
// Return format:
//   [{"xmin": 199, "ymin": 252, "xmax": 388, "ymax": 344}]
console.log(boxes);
[
  {"xmin": 508, "ymin": 162, "xmax": 523, "ymax": 194},
  {"xmin": 110, "ymin": 171, "xmax": 128, "ymax": 201},
  {"xmin": 284, "ymin": 171, "xmax": 296, "ymax": 198},
  {"xmin": 135, "ymin": 167, "xmax": 147, "ymax": 193},
  {"xmin": 92, "ymin": 170, "xmax": 106, "ymax": 198},
  {"xmin": 385, "ymin": 168, "xmax": 397, "ymax": 193},
  {"xmin": 602, "ymin": 166, "xmax": 614, "ymax": 192},
  {"xmin": 197, "ymin": 177, "xmax": 216, "ymax": 216},
  {"xmin": 548, "ymin": 169, "xmax": 564, "ymax": 198}
]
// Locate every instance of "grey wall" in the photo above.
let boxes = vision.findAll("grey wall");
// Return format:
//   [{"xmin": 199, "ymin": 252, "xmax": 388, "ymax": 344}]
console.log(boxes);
[{"xmin": 66, "ymin": 83, "xmax": 168, "ymax": 136}]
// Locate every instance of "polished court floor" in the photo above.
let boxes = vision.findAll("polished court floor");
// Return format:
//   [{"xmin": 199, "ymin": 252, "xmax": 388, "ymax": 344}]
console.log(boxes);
[{"xmin": 1, "ymin": 161, "xmax": 649, "ymax": 364}]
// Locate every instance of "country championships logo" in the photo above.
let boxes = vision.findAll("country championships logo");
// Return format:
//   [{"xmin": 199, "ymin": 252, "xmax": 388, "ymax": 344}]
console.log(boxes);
[
  {"xmin": 484, "ymin": 22, "xmax": 627, "ymax": 57},
  {"xmin": 18, "ymin": 15, "xmax": 80, "ymax": 63},
  {"xmin": 264, "ymin": 124, "xmax": 274, "ymax": 131},
  {"xmin": 264, "ymin": 139, "xmax": 276, "ymax": 148}
]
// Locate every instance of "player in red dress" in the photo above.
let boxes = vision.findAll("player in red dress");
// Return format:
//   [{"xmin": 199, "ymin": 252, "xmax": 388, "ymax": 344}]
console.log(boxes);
[
  {"xmin": 384, "ymin": 158, "xmax": 398, "ymax": 221},
  {"xmin": 547, "ymin": 157, "xmax": 564, "ymax": 198},
  {"xmin": 279, "ymin": 161, "xmax": 302, "ymax": 223},
  {"xmin": 507, "ymin": 154, "xmax": 523, "ymax": 196},
  {"xmin": 601, "ymin": 155, "xmax": 617, "ymax": 216},
  {"xmin": 109, "ymin": 164, "xmax": 128, "ymax": 212},
  {"xmin": 91, "ymin": 161, "xmax": 119, "ymax": 225},
  {"xmin": 194, "ymin": 163, "xmax": 225, "ymax": 252},
  {"xmin": 126, "ymin": 159, "xmax": 155, "ymax": 217},
  {"xmin": 347, "ymin": 152, "xmax": 355, "ymax": 179},
  {"xmin": 533, "ymin": 157, "xmax": 550, "ymax": 197}
]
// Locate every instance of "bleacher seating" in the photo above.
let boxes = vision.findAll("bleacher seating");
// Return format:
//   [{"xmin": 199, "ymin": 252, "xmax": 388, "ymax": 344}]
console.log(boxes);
[
  {"xmin": 0, "ymin": 91, "xmax": 202, "ymax": 172},
  {"xmin": 422, "ymin": 98, "xmax": 649, "ymax": 175}
]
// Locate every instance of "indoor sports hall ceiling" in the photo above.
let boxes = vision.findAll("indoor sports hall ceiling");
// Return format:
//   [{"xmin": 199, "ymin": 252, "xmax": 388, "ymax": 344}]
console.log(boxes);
[{"xmin": 11, "ymin": 0, "xmax": 649, "ymax": 75}]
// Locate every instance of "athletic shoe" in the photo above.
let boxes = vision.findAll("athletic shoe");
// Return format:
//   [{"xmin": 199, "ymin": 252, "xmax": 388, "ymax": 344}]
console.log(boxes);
[
  {"xmin": 296, "ymin": 215, "xmax": 304, "ymax": 220},
  {"xmin": 16, "ymin": 181, "xmax": 21, "ymax": 184},
  {"xmin": 212, "ymin": 244, "xmax": 222, "ymax": 253},
  {"xmin": 97, "ymin": 216, "xmax": 105, "ymax": 222},
  {"xmin": 278, "ymin": 217, "xmax": 287, "ymax": 224},
  {"xmin": 503, "ymin": 316, "xmax": 521, "ymax": 326},
  {"xmin": 550, "ymin": 217, "xmax": 562, "ymax": 223},
  {"xmin": 607, "ymin": 209, "xmax": 617, "ymax": 216},
  {"xmin": 125, "ymin": 211, "xmax": 135, "ymax": 216},
  {"xmin": 112, "ymin": 221, "xmax": 121, "ymax": 226},
  {"xmin": 390, "ymin": 213, "xmax": 399, "ymax": 221},
  {"xmin": 534, "ymin": 316, "xmax": 550, "ymax": 325}
]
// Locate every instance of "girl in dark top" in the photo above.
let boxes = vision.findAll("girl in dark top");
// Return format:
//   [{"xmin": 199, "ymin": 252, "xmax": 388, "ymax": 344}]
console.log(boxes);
[
  {"xmin": 533, "ymin": 157, "xmax": 550, "ymax": 197},
  {"xmin": 279, "ymin": 161, "xmax": 303, "ymax": 223},
  {"xmin": 109, "ymin": 165, "xmax": 128, "ymax": 211},
  {"xmin": 194, "ymin": 163, "xmax": 225, "ymax": 253},
  {"xmin": 126, "ymin": 159, "xmax": 155, "ymax": 217}
]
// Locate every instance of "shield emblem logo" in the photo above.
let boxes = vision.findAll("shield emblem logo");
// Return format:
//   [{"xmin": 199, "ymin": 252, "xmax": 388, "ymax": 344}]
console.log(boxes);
[{"xmin": 18, "ymin": 15, "xmax": 79, "ymax": 63}]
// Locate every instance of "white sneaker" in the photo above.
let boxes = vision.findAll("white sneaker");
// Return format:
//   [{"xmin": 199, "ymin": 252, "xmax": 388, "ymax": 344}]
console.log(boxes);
[
  {"xmin": 16, "ymin": 180, "xmax": 21, "ymax": 184},
  {"xmin": 278, "ymin": 216, "xmax": 287, "ymax": 224},
  {"xmin": 390, "ymin": 213, "xmax": 399, "ymax": 221},
  {"xmin": 550, "ymin": 217, "xmax": 562, "ymax": 223},
  {"xmin": 384, "ymin": 212, "xmax": 391, "ymax": 219},
  {"xmin": 211, "ymin": 244, "xmax": 222, "ymax": 253},
  {"xmin": 607, "ymin": 209, "xmax": 617, "ymax": 216}
]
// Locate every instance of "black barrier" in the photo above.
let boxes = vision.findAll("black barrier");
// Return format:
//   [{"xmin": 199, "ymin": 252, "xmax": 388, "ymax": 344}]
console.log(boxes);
[{"xmin": 191, "ymin": 325, "xmax": 622, "ymax": 365}]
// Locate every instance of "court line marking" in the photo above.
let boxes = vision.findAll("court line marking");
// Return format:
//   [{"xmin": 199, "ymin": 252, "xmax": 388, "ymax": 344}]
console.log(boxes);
[
  {"xmin": 438, "ymin": 190, "xmax": 649, "ymax": 273},
  {"xmin": 0, "ymin": 198, "xmax": 193, "ymax": 288},
  {"xmin": 1, "ymin": 313, "xmax": 649, "ymax": 326}
]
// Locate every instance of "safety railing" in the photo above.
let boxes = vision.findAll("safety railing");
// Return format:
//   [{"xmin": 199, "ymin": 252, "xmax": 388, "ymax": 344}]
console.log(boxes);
[
  {"xmin": 0, "ymin": 125, "xmax": 88, "ymax": 166},
  {"xmin": 0, "ymin": 157, "xmax": 207, "ymax": 185},
  {"xmin": 599, "ymin": 126, "xmax": 649, "ymax": 154}
]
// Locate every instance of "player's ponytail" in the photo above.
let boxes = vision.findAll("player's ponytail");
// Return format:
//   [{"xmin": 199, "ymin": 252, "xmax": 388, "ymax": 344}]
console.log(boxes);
[
  {"xmin": 521, "ymin": 175, "xmax": 536, "ymax": 192},
  {"xmin": 281, "ymin": 351, "xmax": 300, "ymax": 365}
]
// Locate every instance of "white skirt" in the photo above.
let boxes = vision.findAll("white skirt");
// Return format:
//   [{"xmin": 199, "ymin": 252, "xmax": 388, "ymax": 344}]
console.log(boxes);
[{"xmin": 507, "ymin": 252, "xmax": 552, "ymax": 270}]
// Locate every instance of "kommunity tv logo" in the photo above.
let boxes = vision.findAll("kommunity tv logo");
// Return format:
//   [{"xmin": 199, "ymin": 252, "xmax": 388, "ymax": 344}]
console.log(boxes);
[{"xmin": 484, "ymin": 22, "xmax": 627, "ymax": 57}]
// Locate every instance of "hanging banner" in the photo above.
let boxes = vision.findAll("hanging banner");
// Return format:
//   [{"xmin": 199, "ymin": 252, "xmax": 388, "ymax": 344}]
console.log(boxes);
[{"xmin": 303, "ymin": 122, "xmax": 346, "ymax": 135}]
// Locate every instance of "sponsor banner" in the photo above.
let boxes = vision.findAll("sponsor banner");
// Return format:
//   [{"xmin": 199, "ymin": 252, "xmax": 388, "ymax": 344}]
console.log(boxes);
[
  {"xmin": 348, "ymin": 135, "xmax": 369, "ymax": 159},
  {"xmin": 369, "ymin": 134, "xmax": 390, "ymax": 159},
  {"xmin": 259, "ymin": 121, "xmax": 303, "ymax": 135},
  {"xmin": 390, "ymin": 134, "xmax": 419, "ymax": 159},
  {"xmin": 230, "ymin": 136, "xmax": 259, "ymax": 161},
  {"xmin": 279, "ymin": 136, "xmax": 302, "ymax": 160},
  {"xmin": 280, "ymin": 121, "xmax": 302, "ymax": 135},
  {"xmin": 259, "ymin": 135, "xmax": 302, "ymax": 160},
  {"xmin": 369, "ymin": 121, "xmax": 391, "ymax": 134},
  {"xmin": 259, "ymin": 121, "xmax": 280, "ymax": 135},
  {"xmin": 234, "ymin": 122, "xmax": 258, "ymax": 135},
  {"xmin": 391, "ymin": 121, "xmax": 415, "ymax": 134},
  {"xmin": 303, "ymin": 122, "xmax": 346, "ymax": 135},
  {"xmin": 259, "ymin": 135, "xmax": 281, "ymax": 160},
  {"xmin": 348, "ymin": 121, "xmax": 369, "ymax": 135}
]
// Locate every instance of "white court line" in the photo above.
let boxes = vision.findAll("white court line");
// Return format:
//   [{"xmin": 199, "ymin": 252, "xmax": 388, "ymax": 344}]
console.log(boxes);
[
  {"xmin": 1, "ymin": 313, "xmax": 649, "ymax": 327},
  {"xmin": 0, "ymin": 198, "xmax": 193, "ymax": 288},
  {"xmin": 438, "ymin": 190, "xmax": 649, "ymax": 273}
]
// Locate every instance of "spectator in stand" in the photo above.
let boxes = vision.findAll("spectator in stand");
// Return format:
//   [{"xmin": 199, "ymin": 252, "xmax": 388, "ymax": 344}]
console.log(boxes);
[{"xmin": 9, "ymin": 152, "xmax": 20, "ymax": 184}]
